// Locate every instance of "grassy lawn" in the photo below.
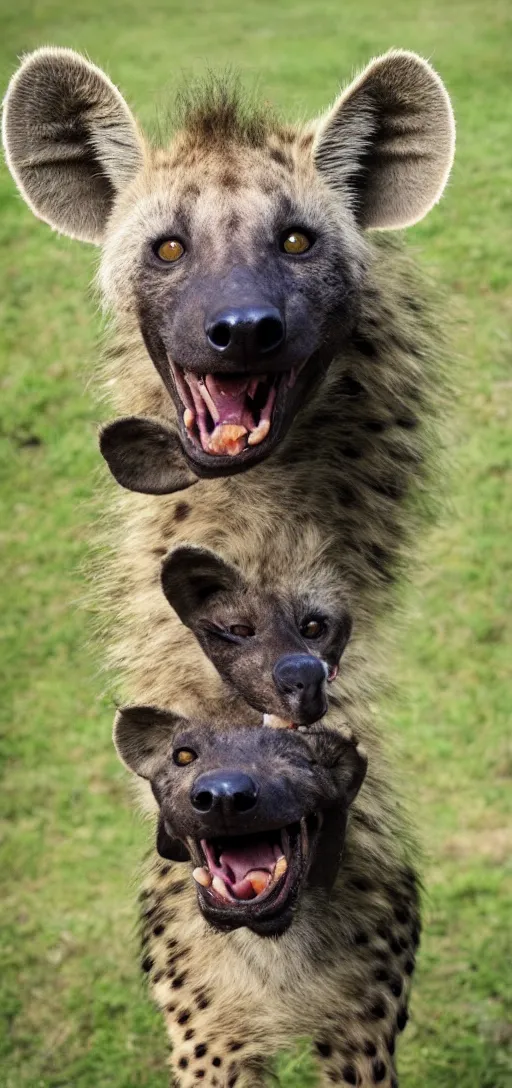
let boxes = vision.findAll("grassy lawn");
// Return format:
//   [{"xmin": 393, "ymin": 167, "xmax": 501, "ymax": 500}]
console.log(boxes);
[{"xmin": 1, "ymin": 0, "xmax": 511, "ymax": 1085}]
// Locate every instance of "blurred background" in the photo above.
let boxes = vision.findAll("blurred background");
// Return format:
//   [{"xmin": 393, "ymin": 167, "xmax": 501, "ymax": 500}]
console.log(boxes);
[{"xmin": 0, "ymin": 2, "xmax": 510, "ymax": 1085}]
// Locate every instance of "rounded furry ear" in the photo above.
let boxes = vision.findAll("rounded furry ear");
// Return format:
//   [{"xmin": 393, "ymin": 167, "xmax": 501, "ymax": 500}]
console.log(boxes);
[
  {"xmin": 3, "ymin": 47, "xmax": 144, "ymax": 242},
  {"xmin": 161, "ymin": 545, "xmax": 244, "ymax": 628},
  {"xmin": 113, "ymin": 705, "xmax": 183, "ymax": 779},
  {"xmin": 99, "ymin": 417, "xmax": 198, "ymax": 495},
  {"xmin": 313, "ymin": 50, "xmax": 455, "ymax": 229}
]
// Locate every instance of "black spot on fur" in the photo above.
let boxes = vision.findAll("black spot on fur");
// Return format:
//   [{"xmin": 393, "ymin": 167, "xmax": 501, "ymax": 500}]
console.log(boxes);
[
  {"xmin": 390, "ymin": 938, "xmax": 402, "ymax": 956},
  {"xmin": 376, "ymin": 925, "xmax": 390, "ymax": 942},
  {"xmin": 174, "ymin": 502, "xmax": 191, "ymax": 523},
  {"xmin": 316, "ymin": 1042, "xmax": 332, "ymax": 1058},
  {"xmin": 220, "ymin": 172, "xmax": 240, "ymax": 191},
  {"xmin": 195, "ymin": 1044, "xmax": 207, "ymax": 1058},
  {"xmin": 405, "ymin": 958, "xmax": 415, "ymax": 976},
  {"xmin": 365, "ymin": 419, "xmax": 388, "ymax": 433},
  {"xmin": 167, "ymin": 938, "xmax": 179, "ymax": 950},
  {"xmin": 350, "ymin": 877, "xmax": 372, "ymax": 893},
  {"xmin": 170, "ymin": 879, "xmax": 187, "ymax": 895},
  {"xmin": 159, "ymin": 865, "xmax": 171, "ymax": 877},
  {"xmin": 153, "ymin": 923, "xmax": 165, "ymax": 937},
  {"xmin": 394, "ymin": 906, "xmax": 410, "ymax": 925},
  {"xmin": 153, "ymin": 970, "xmax": 164, "ymax": 983},
  {"xmin": 178, "ymin": 1056, "xmax": 188, "ymax": 1069},
  {"xmin": 172, "ymin": 973, "xmax": 187, "ymax": 989},
  {"xmin": 196, "ymin": 992, "xmax": 210, "ymax": 1010},
  {"xmin": 195, "ymin": 1072, "xmax": 205, "ymax": 1080},
  {"xmin": 354, "ymin": 931, "xmax": 369, "ymax": 946},
  {"xmin": 212, "ymin": 1056, "xmax": 222, "ymax": 1067},
  {"xmin": 342, "ymin": 1064, "xmax": 357, "ymax": 1084},
  {"xmin": 268, "ymin": 146, "xmax": 288, "ymax": 167},
  {"xmin": 363, "ymin": 1040, "xmax": 377, "ymax": 1058},
  {"xmin": 340, "ymin": 444, "xmax": 363, "ymax": 460},
  {"xmin": 411, "ymin": 923, "xmax": 421, "ymax": 948},
  {"xmin": 229, "ymin": 1041, "xmax": 243, "ymax": 1051},
  {"xmin": 228, "ymin": 1073, "xmax": 239, "ymax": 1087},
  {"xmin": 167, "ymin": 1002, "xmax": 176, "ymax": 1013},
  {"xmin": 369, "ymin": 1000, "xmax": 387, "ymax": 1020},
  {"xmin": 352, "ymin": 334, "xmax": 378, "ymax": 358},
  {"xmin": 396, "ymin": 414, "xmax": 418, "ymax": 430},
  {"xmin": 185, "ymin": 1029, "xmax": 194, "ymax": 1041},
  {"xmin": 177, "ymin": 1009, "xmax": 191, "ymax": 1025},
  {"xmin": 374, "ymin": 967, "xmax": 388, "ymax": 983},
  {"xmin": 340, "ymin": 375, "xmax": 365, "ymax": 397},
  {"xmin": 372, "ymin": 1059, "xmax": 387, "ymax": 1082},
  {"xmin": 397, "ymin": 1007, "xmax": 409, "ymax": 1032},
  {"xmin": 387, "ymin": 1034, "xmax": 396, "ymax": 1056},
  {"xmin": 141, "ymin": 955, "xmax": 153, "ymax": 974},
  {"xmin": 389, "ymin": 976, "xmax": 403, "ymax": 998}
]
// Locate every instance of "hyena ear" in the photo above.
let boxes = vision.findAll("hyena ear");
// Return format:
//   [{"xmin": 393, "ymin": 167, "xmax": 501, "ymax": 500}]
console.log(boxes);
[
  {"xmin": 309, "ymin": 730, "xmax": 368, "ymax": 806},
  {"xmin": 99, "ymin": 417, "xmax": 198, "ymax": 495},
  {"xmin": 161, "ymin": 545, "xmax": 244, "ymax": 628},
  {"xmin": 113, "ymin": 705, "xmax": 184, "ymax": 779},
  {"xmin": 313, "ymin": 50, "xmax": 455, "ymax": 229},
  {"xmin": 3, "ymin": 47, "xmax": 144, "ymax": 242}
]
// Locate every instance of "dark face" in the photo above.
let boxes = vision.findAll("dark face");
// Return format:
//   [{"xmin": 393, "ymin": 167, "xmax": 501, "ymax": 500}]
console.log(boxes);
[
  {"xmin": 161, "ymin": 546, "xmax": 353, "ymax": 727},
  {"xmin": 114, "ymin": 709, "xmax": 366, "ymax": 937},
  {"xmin": 135, "ymin": 149, "xmax": 365, "ymax": 478}
]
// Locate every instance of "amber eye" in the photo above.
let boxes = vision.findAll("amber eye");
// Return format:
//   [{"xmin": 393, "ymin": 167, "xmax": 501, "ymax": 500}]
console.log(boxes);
[
  {"xmin": 155, "ymin": 238, "xmax": 185, "ymax": 263},
  {"xmin": 173, "ymin": 748, "xmax": 197, "ymax": 766},
  {"xmin": 281, "ymin": 230, "xmax": 312, "ymax": 255},
  {"xmin": 229, "ymin": 624, "xmax": 255, "ymax": 638},
  {"xmin": 300, "ymin": 618, "xmax": 326, "ymax": 639}
]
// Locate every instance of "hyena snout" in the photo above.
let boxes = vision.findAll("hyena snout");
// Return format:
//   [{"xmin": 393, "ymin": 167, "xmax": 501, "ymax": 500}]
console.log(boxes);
[
  {"xmin": 191, "ymin": 770, "xmax": 259, "ymax": 817},
  {"xmin": 205, "ymin": 305, "xmax": 285, "ymax": 362},
  {"xmin": 273, "ymin": 653, "xmax": 328, "ymax": 724}
]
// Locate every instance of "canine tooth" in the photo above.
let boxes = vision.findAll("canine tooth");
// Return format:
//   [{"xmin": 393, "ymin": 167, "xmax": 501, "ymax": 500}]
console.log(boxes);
[
  {"xmin": 212, "ymin": 875, "xmax": 231, "ymax": 900},
  {"xmin": 184, "ymin": 408, "xmax": 195, "ymax": 430},
  {"xmin": 192, "ymin": 867, "xmax": 212, "ymax": 888},
  {"xmin": 247, "ymin": 870, "xmax": 270, "ymax": 896},
  {"xmin": 263, "ymin": 713, "xmax": 294, "ymax": 729},
  {"xmin": 247, "ymin": 419, "xmax": 270, "ymax": 446},
  {"xmin": 274, "ymin": 855, "xmax": 288, "ymax": 880}
]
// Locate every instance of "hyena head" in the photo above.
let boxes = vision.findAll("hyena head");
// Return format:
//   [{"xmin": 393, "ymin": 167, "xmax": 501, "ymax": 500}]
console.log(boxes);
[
  {"xmin": 160, "ymin": 544, "xmax": 352, "ymax": 727},
  {"xmin": 3, "ymin": 48, "xmax": 454, "ymax": 476},
  {"xmin": 114, "ymin": 706, "xmax": 367, "ymax": 936}
]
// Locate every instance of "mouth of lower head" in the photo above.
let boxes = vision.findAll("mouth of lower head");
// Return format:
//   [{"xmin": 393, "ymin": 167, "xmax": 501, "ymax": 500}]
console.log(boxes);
[
  {"xmin": 190, "ymin": 815, "xmax": 320, "ymax": 916},
  {"xmin": 170, "ymin": 362, "xmax": 304, "ymax": 458}
]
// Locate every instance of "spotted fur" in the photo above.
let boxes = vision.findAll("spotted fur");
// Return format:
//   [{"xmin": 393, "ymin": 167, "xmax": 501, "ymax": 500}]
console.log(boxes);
[{"xmin": 3, "ymin": 48, "xmax": 454, "ymax": 1086}]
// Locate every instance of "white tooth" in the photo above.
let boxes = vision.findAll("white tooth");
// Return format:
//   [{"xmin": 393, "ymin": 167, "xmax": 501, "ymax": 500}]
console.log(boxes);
[
  {"xmin": 247, "ymin": 419, "xmax": 270, "ymax": 446},
  {"xmin": 192, "ymin": 867, "xmax": 212, "ymax": 888},
  {"xmin": 184, "ymin": 408, "xmax": 195, "ymax": 430},
  {"xmin": 274, "ymin": 855, "xmax": 288, "ymax": 880},
  {"xmin": 263, "ymin": 713, "xmax": 294, "ymax": 729},
  {"xmin": 197, "ymin": 379, "xmax": 220, "ymax": 422},
  {"xmin": 212, "ymin": 875, "xmax": 231, "ymax": 900}
]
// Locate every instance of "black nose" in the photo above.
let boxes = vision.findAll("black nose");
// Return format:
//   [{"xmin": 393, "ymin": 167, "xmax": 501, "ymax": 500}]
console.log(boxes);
[
  {"xmin": 205, "ymin": 306, "xmax": 285, "ymax": 361},
  {"xmin": 191, "ymin": 770, "xmax": 259, "ymax": 816},
  {"xmin": 272, "ymin": 653, "xmax": 327, "ymax": 722}
]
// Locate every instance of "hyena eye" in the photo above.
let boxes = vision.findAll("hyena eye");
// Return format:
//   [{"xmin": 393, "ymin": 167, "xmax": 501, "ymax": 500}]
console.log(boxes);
[
  {"xmin": 300, "ymin": 618, "xmax": 326, "ymax": 639},
  {"xmin": 229, "ymin": 624, "xmax": 255, "ymax": 638},
  {"xmin": 281, "ymin": 230, "xmax": 313, "ymax": 255},
  {"xmin": 154, "ymin": 238, "xmax": 185, "ymax": 263},
  {"xmin": 173, "ymin": 748, "xmax": 197, "ymax": 766}
]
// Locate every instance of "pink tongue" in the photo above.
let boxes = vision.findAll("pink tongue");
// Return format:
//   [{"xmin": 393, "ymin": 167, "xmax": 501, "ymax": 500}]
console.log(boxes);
[
  {"xmin": 204, "ymin": 375, "xmax": 254, "ymax": 428},
  {"xmin": 219, "ymin": 840, "xmax": 278, "ymax": 883}
]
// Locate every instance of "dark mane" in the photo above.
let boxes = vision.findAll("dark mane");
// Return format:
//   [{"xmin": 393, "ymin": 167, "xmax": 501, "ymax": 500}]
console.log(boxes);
[{"xmin": 173, "ymin": 72, "xmax": 275, "ymax": 148}]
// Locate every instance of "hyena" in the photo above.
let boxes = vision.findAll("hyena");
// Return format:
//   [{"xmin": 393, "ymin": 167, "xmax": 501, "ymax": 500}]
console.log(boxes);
[
  {"xmin": 3, "ymin": 45, "xmax": 454, "ymax": 1085},
  {"xmin": 160, "ymin": 543, "xmax": 353, "ymax": 728},
  {"xmin": 113, "ymin": 708, "xmax": 420, "ymax": 1088}
]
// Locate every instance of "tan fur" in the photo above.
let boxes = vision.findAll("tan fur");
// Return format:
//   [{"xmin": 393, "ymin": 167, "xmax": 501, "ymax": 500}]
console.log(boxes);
[{"xmin": 2, "ymin": 49, "xmax": 455, "ymax": 1085}]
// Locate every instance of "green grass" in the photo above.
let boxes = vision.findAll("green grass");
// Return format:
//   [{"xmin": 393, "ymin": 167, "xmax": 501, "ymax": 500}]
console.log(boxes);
[{"xmin": 0, "ymin": 1, "xmax": 511, "ymax": 1085}]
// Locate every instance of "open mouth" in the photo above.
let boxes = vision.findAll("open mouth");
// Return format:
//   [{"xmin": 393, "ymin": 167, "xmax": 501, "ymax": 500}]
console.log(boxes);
[
  {"xmin": 171, "ymin": 364, "xmax": 302, "ymax": 458},
  {"xmin": 189, "ymin": 816, "xmax": 320, "ymax": 934}
]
